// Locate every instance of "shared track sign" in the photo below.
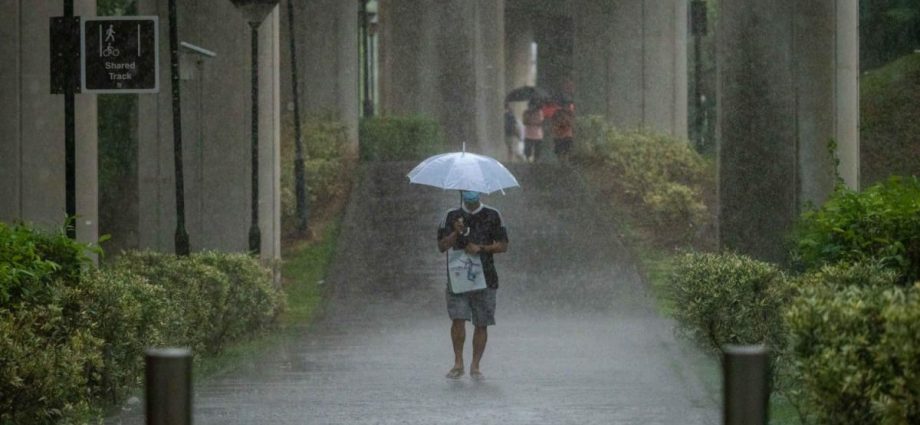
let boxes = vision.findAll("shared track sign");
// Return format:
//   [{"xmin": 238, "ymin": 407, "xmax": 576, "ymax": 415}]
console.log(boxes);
[{"xmin": 81, "ymin": 16, "xmax": 159, "ymax": 93}]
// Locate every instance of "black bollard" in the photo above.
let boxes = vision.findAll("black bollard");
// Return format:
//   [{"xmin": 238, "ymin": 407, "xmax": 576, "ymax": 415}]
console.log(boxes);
[
  {"xmin": 723, "ymin": 345, "xmax": 769, "ymax": 425},
  {"xmin": 145, "ymin": 348, "xmax": 192, "ymax": 425}
]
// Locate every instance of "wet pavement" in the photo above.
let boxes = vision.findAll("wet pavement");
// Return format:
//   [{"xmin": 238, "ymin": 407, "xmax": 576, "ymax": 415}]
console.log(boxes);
[{"xmin": 110, "ymin": 162, "xmax": 719, "ymax": 425}]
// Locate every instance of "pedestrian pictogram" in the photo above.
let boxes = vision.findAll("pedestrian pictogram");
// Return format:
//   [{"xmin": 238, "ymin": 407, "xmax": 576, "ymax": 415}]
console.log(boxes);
[{"xmin": 81, "ymin": 16, "xmax": 159, "ymax": 93}]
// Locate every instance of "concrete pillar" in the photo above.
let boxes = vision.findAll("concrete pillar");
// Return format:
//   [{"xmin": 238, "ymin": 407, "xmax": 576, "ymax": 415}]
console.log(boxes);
[
  {"xmin": 137, "ymin": 0, "xmax": 282, "ymax": 263},
  {"xmin": 505, "ymin": 9, "xmax": 535, "ymax": 93},
  {"xmin": 0, "ymin": 0, "xmax": 98, "ymax": 244},
  {"xmin": 281, "ymin": 0, "xmax": 359, "ymax": 153},
  {"xmin": 378, "ymin": 0, "xmax": 505, "ymax": 157},
  {"xmin": 573, "ymin": 0, "xmax": 687, "ymax": 138},
  {"xmin": 717, "ymin": 0, "xmax": 859, "ymax": 262}
]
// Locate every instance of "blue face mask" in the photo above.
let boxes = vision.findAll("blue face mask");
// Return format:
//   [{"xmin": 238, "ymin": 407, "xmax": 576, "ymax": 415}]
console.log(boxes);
[{"xmin": 461, "ymin": 191, "xmax": 481, "ymax": 203}]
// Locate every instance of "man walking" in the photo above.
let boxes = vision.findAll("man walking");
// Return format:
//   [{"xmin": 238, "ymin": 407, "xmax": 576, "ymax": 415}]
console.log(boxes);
[{"xmin": 437, "ymin": 191, "xmax": 509, "ymax": 379}]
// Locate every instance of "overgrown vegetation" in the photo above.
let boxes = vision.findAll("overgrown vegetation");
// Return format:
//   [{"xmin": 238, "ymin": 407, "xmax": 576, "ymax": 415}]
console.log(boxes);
[
  {"xmin": 666, "ymin": 177, "xmax": 920, "ymax": 424},
  {"xmin": 358, "ymin": 115, "xmax": 444, "ymax": 161},
  {"xmin": 792, "ymin": 176, "xmax": 920, "ymax": 283},
  {"xmin": 280, "ymin": 116, "xmax": 355, "ymax": 237},
  {"xmin": 572, "ymin": 116, "xmax": 715, "ymax": 249},
  {"xmin": 860, "ymin": 53, "xmax": 920, "ymax": 186},
  {"xmin": 0, "ymin": 223, "xmax": 284, "ymax": 424}
]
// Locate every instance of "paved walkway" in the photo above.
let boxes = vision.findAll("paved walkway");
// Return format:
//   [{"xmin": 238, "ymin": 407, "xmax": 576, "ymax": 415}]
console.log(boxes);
[{"xmin": 111, "ymin": 162, "xmax": 719, "ymax": 425}]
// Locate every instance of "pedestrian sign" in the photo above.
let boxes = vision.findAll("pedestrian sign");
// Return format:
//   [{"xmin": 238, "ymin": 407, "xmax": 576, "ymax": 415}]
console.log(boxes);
[{"xmin": 81, "ymin": 16, "xmax": 159, "ymax": 93}]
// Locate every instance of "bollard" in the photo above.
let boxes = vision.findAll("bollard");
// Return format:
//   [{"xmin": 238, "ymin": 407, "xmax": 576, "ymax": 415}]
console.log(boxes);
[
  {"xmin": 145, "ymin": 348, "xmax": 192, "ymax": 425},
  {"xmin": 723, "ymin": 345, "xmax": 770, "ymax": 425}
]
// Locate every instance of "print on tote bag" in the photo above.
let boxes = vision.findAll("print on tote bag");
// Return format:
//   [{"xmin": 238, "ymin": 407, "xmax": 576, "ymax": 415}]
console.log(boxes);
[{"xmin": 447, "ymin": 248, "xmax": 488, "ymax": 294}]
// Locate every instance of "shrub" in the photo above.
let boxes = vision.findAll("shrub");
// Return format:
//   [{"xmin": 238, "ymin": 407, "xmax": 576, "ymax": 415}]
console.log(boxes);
[
  {"xmin": 572, "ymin": 118, "xmax": 713, "ymax": 242},
  {"xmin": 359, "ymin": 115, "xmax": 444, "ymax": 161},
  {"xmin": 0, "ymin": 221, "xmax": 95, "ymax": 307},
  {"xmin": 58, "ymin": 269, "xmax": 170, "ymax": 403},
  {"xmin": 0, "ymin": 304, "xmax": 101, "ymax": 424},
  {"xmin": 667, "ymin": 252, "xmax": 788, "ymax": 353},
  {"xmin": 785, "ymin": 281, "xmax": 920, "ymax": 424},
  {"xmin": 792, "ymin": 176, "xmax": 920, "ymax": 283},
  {"xmin": 281, "ymin": 117, "xmax": 352, "ymax": 233},
  {"xmin": 111, "ymin": 251, "xmax": 283, "ymax": 355}
]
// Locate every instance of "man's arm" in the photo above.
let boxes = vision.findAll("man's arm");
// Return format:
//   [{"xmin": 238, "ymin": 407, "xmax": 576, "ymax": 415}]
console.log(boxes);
[{"xmin": 438, "ymin": 216, "xmax": 465, "ymax": 253}]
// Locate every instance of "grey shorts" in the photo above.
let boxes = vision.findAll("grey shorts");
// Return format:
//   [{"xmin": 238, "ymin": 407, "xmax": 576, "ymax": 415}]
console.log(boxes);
[{"xmin": 446, "ymin": 287, "xmax": 497, "ymax": 327}]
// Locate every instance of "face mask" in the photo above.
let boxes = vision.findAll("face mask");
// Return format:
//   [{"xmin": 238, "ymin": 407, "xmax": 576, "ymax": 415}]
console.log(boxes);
[{"xmin": 461, "ymin": 191, "xmax": 481, "ymax": 203}]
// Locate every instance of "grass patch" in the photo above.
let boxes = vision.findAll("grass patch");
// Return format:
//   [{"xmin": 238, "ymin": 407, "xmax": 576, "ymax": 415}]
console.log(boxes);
[{"xmin": 280, "ymin": 218, "xmax": 341, "ymax": 327}]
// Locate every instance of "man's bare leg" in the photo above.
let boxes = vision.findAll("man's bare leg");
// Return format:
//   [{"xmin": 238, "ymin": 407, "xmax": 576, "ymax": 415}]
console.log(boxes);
[
  {"xmin": 447, "ymin": 320, "xmax": 466, "ymax": 378},
  {"xmin": 470, "ymin": 325, "xmax": 488, "ymax": 378}
]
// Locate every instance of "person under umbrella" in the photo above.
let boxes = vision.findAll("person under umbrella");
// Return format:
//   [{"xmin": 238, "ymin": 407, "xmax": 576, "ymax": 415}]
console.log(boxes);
[{"xmin": 437, "ymin": 190, "xmax": 508, "ymax": 380}]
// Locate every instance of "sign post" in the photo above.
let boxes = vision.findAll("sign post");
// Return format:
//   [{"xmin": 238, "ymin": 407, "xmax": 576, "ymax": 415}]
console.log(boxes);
[{"xmin": 81, "ymin": 17, "xmax": 159, "ymax": 93}]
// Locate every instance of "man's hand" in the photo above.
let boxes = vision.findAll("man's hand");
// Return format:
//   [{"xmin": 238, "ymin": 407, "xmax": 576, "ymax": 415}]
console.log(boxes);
[
  {"xmin": 452, "ymin": 218, "xmax": 465, "ymax": 235},
  {"xmin": 465, "ymin": 243, "xmax": 481, "ymax": 255}
]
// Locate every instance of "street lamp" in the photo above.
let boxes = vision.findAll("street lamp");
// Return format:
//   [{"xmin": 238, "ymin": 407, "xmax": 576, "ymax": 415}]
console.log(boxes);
[{"xmin": 228, "ymin": 0, "xmax": 280, "ymax": 255}]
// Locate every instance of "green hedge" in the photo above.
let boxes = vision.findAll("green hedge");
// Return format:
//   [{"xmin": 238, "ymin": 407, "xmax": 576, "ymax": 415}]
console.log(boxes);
[
  {"xmin": 786, "ymin": 278, "xmax": 920, "ymax": 424},
  {"xmin": 572, "ymin": 117, "xmax": 712, "ymax": 241},
  {"xmin": 359, "ymin": 115, "xmax": 444, "ymax": 161},
  {"xmin": 667, "ymin": 252, "xmax": 789, "ymax": 353},
  {"xmin": 280, "ymin": 117, "xmax": 353, "ymax": 234},
  {"xmin": 0, "ymin": 223, "xmax": 284, "ymax": 424},
  {"xmin": 793, "ymin": 176, "xmax": 920, "ymax": 284}
]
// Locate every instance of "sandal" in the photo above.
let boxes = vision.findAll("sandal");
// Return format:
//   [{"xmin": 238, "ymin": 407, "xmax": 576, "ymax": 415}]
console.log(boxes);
[{"xmin": 445, "ymin": 367, "xmax": 464, "ymax": 379}]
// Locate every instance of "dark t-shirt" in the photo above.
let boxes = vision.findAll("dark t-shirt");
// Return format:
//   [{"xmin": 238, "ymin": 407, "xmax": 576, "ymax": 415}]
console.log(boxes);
[
  {"xmin": 438, "ymin": 205, "xmax": 509, "ymax": 289},
  {"xmin": 504, "ymin": 110, "xmax": 517, "ymax": 136}
]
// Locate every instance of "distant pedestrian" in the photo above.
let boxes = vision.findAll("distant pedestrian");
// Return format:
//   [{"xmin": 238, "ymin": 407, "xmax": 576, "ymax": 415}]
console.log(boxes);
[
  {"xmin": 551, "ymin": 102, "xmax": 575, "ymax": 162},
  {"xmin": 522, "ymin": 100, "xmax": 544, "ymax": 163},
  {"xmin": 438, "ymin": 190, "xmax": 509, "ymax": 380},
  {"xmin": 504, "ymin": 102, "xmax": 523, "ymax": 162}
]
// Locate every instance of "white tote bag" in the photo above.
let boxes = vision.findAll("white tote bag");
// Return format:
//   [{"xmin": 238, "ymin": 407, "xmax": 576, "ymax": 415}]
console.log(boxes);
[{"xmin": 446, "ymin": 248, "xmax": 488, "ymax": 294}]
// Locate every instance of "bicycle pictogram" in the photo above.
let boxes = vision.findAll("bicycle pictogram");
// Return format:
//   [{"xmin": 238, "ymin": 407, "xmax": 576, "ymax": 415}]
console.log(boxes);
[{"xmin": 102, "ymin": 44, "xmax": 120, "ymax": 57}]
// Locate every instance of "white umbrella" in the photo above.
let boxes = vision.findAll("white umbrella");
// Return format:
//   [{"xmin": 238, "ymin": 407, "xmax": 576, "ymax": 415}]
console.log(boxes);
[{"xmin": 407, "ymin": 145, "xmax": 520, "ymax": 194}]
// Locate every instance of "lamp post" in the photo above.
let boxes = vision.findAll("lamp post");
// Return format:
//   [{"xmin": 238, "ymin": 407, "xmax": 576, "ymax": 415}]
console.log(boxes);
[
  {"xmin": 691, "ymin": 0, "xmax": 708, "ymax": 151},
  {"xmin": 228, "ymin": 0, "xmax": 280, "ymax": 255}
]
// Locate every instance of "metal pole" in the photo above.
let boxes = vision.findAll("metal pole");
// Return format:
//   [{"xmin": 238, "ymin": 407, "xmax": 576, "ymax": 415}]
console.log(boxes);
[
  {"xmin": 360, "ymin": 0, "xmax": 373, "ymax": 117},
  {"xmin": 168, "ymin": 0, "xmax": 191, "ymax": 255},
  {"xmin": 723, "ymin": 345, "xmax": 770, "ymax": 425},
  {"xmin": 287, "ymin": 0, "xmax": 309, "ymax": 235},
  {"xmin": 64, "ymin": 0, "xmax": 76, "ymax": 239},
  {"xmin": 145, "ymin": 348, "xmax": 192, "ymax": 425},
  {"xmin": 248, "ymin": 22, "xmax": 262, "ymax": 254}
]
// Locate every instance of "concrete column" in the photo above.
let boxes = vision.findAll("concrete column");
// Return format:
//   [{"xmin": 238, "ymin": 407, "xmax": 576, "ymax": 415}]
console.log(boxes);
[
  {"xmin": 0, "ymin": 0, "xmax": 98, "ymax": 244},
  {"xmin": 137, "ymin": 0, "xmax": 282, "ymax": 263},
  {"xmin": 717, "ymin": 0, "xmax": 859, "ymax": 262},
  {"xmin": 836, "ymin": 0, "xmax": 859, "ymax": 189},
  {"xmin": 281, "ymin": 0, "xmax": 358, "ymax": 153},
  {"xmin": 505, "ymin": 10, "xmax": 535, "ymax": 93},
  {"xmin": 378, "ymin": 0, "xmax": 505, "ymax": 157},
  {"xmin": 573, "ymin": 0, "xmax": 687, "ymax": 138}
]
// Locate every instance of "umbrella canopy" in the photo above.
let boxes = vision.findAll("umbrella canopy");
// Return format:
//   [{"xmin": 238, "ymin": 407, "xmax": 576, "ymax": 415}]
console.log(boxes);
[
  {"xmin": 505, "ymin": 86, "xmax": 551, "ymax": 104},
  {"xmin": 407, "ymin": 150, "xmax": 520, "ymax": 194}
]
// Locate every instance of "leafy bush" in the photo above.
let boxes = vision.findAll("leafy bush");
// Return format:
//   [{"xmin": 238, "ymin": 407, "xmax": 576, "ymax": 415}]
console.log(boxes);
[
  {"xmin": 0, "ymin": 227, "xmax": 285, "ymax": 423},
  {"xmin": 111, "ymin": 251, "xmax": 283, "ymax": 355},
  {"xmin": 359, "ymin": 115, "xmax": 444, "ymax": 161},
  {"xmin": 572, "ymin": 117, "xmax": 713, "ymax": 241},
  {"xmin": 281, "ymin": 117, "xmax": 353, "ymax": 234},
  {"xmin": 0, "ymin": 303, "xmax": 102, "ymax": 424},
  {"xmin": 0, "ymin": 222, "xmax": 95, "ymax": 306},
  {"xmin": 786, "ymin": 280, "xmax": 920, "ymax": 424},
  {"xmin": 667, "ymin": 252, "xmax": 789, "ymax": 353},
  {"xmin": 792, "ymin": 176, "xmax": 920, "ymax": 283},
  {"xmin": 58, "ymin": 269, "xmax": 170, "ymax": 403}
]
